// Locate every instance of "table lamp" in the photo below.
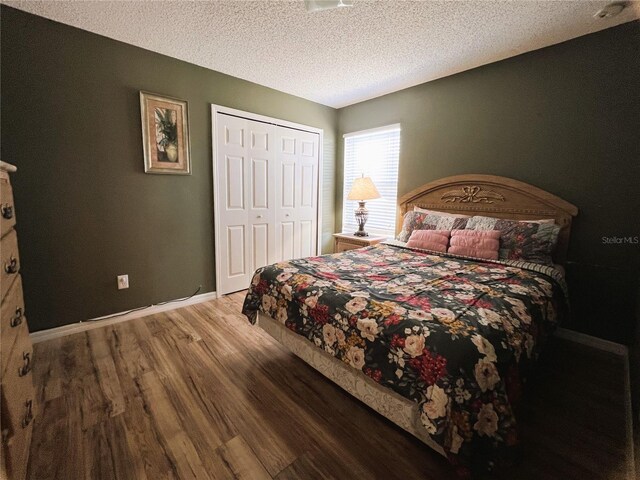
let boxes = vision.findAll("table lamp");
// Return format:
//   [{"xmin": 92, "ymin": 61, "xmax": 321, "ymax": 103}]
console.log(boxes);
[{"xmin": 347, "ymin": 176, "xmax": 381, "ymax": 237}]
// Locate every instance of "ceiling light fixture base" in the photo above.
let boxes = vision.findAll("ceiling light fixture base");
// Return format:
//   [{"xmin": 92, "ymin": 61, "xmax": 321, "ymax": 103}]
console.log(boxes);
[{"xmin": 305, "ymin": 0, "xmax": 353, "ymax": 13}]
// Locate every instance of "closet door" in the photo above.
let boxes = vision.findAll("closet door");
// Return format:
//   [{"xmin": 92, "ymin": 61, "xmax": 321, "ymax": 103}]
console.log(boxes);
[
  {"xmin": 215, "ymin": 114, "xmax": 276, "ymax": 295},
  {"xmin": 275, "ymin": 127, "xmax": 319, "ymax": 261},
  {"xmin": 248, "ymin": 121, "xmax": 277, "ymax": 269}
]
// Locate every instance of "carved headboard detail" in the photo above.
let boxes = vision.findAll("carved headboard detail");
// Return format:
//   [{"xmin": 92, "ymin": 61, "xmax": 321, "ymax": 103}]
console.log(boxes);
[
  {"xmin": 397, "ymin": 174, "xmax": 578, "ymax": 264},
  {"xmin": 441, "ymin": 185, "xmax": 505, "ymax": 204}
]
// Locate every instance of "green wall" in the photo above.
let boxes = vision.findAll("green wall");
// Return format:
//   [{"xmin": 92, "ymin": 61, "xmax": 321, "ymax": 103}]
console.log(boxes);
[
  {"xmin": 0, "ymin": 6, "xmax": 337, "ymax": 331},
  {"xmin": 337, "ymin": 21, "xmax": 640, "ymax": 344}
]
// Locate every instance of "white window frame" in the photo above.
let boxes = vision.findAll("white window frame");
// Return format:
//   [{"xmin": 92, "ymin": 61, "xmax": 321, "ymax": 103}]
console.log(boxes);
[{"xmin": 342, "ymin": 124, "xmax": 401, "ymax": 237}]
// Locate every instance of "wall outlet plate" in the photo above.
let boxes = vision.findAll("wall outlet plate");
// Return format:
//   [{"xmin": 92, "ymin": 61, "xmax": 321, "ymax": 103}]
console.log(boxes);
[{"xmin": 117, "ymin": 274, "xmax": 129, "ymax": 290}]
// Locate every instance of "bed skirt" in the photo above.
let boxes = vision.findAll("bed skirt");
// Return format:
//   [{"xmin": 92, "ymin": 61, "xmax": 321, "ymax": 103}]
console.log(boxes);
[{"xmin": 256, "ymin": 312, "xmax": 446, "ymax": 458}]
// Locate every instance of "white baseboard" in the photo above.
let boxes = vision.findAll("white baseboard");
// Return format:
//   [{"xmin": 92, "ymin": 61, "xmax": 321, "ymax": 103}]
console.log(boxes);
[
  {"xmin": 30, "ymin": 291, "xmax": 217, "ymax": 344},
  {"xmin": 30, "ymin": 299, "xmax": 627, "ymax": 353},
  {"xmin": 555, "ymin": 327, "xmax": 629, "ymax": 356}
]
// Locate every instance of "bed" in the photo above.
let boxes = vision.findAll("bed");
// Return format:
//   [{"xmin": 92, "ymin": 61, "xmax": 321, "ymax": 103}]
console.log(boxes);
[{"xmin": 242, "ymin": 174, "xmax": 578, "ymax": 477}]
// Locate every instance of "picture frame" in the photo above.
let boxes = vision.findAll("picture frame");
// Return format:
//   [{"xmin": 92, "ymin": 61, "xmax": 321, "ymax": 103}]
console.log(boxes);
[{"xmin": 140, "ymin": 91, "xmax": 191, "ymax": 175}]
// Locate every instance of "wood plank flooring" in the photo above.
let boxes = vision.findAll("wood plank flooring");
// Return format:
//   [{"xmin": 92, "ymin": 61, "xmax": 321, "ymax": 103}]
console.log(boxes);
[{"xmin": 27, "ymin": 292, "xmax": 634, "ymax": 479}]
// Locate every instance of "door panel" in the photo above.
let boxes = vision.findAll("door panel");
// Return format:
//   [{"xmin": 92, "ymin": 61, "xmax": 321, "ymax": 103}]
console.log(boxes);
[
  {"xmin": 294, "ymin": 130, "xmax": 318, "ymax": 259},
  {"xmin": 226, "ymin": 156, "xmax": 245, "ymax": 209},
  {"xmin": 280, "ymin": 222, "xmax": 295, "ymax": 261},
  {"xmin": 299, "ymin": 220, "xmax": 313, "ymax": 258},
  {"xmin": 225, "ymin": 125, "xmax": 244, "ymax": 147},
  {"xmin": 247, "ymin": 120, "xmax": 277, "ymax": 269},
  {"xmin": 275, "ymin": 127, "xmax": 298, "ymax": 262},
  {"xmin": 217, "ymin": 114, "xmax": 250, "ymax": 294},
  {"xmin": 227, "ymin": 226, "xmax": 246, "ymax": 277},
  {"xmin": 251, "ymin": 131, "xmax": 268, "ymax": 150},
  {"xmin": 276, "ymin": 126, "xmax": 319, "ymax": 260},
  {"xmin": 251, "ymin": 158, "xmax": 269, "ymax": 209},
  {"xmin": 301, "ymin": 140, "xmax": 315, "ymax": 157},
  {"xmin": 252, "ymin": 224, "xmax": 269, "ymax": 270},
  {"xmin": 281, "ymin": 137, "xmax": 296, "ymax": 155},
  {"xmin": 280, "ymin": 163, "xmax": 295, "ymax": 208},
  {"xmin": 300, "ymin": 163, "xmax": 314, "ymax": 208}
]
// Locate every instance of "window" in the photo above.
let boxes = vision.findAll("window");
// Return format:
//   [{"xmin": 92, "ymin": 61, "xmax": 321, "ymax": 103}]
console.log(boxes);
[{"xmin": 342, "ymin": 125, "xmax": 400, "ymax": 237}]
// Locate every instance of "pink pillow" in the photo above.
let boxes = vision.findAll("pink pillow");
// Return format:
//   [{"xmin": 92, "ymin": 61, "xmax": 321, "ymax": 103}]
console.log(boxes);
[
  {"xmin": 448, "ymin": 230, "xmax": 500, "ymax": 260},
  {"xmin": 406, "ymin": 230, "xmax": 450, "ymax": 252},
  {"xmin": 450, "ymin": 230, "xmax": 500, "ymax": 250}
]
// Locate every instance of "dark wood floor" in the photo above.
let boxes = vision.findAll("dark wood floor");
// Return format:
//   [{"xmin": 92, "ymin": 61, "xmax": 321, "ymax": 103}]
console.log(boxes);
[{"xmin": 27, "ymin": 292, "xmax": 634, "ymax": 479}]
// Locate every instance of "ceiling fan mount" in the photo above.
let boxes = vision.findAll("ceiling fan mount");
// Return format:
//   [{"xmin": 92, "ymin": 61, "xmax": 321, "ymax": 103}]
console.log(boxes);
[{"xmin": 305, "ymin": 0, "xmax": 353, "ymax": 13}]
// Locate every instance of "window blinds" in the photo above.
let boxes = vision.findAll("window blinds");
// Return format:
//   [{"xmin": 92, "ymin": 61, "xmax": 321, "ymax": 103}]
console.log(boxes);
[{"xmin": 342, "ymin": 125, "xmax": 400, "ymax": 237}]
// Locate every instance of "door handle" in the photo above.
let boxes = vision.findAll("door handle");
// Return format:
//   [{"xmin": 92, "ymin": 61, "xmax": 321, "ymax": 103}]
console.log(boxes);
[
  {"xmin": 257, "ymin": 215, "xmax": 263, "ymax": 219},
  {"xmin": 285, "ymin": 213, "xmax": 290, "ymax": 217}
]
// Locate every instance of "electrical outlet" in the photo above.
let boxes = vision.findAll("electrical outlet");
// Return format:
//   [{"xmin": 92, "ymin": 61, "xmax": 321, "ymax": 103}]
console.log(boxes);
[{"xmin": 117, "ymin": 274, "xmax": 129, "ymax": 290}]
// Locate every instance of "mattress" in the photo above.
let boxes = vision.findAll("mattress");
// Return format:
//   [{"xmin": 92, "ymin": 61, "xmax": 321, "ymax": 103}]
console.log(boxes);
[{"xmin": 257, "ymin": 311, "xmax": 446, "ymax": 456}]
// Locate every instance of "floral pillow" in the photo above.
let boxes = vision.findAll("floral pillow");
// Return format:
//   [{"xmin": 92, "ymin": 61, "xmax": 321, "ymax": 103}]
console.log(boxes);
[
  {"xmin": 465, "ymin": 215, "xmax": 560, "ymax": 264},
  {"xmin": 397, "ymin": 211, "xmax": 469, "ymax": 243},
  {"xmin": 413, "ymin": 206, "xmax": 471, "ymax": 218}
]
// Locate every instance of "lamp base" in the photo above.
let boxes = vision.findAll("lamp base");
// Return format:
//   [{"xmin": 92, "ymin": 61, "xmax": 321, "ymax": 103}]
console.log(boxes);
[{"xmin": 353, "ymin": 201, "xmax": 369, "ymax": 237}]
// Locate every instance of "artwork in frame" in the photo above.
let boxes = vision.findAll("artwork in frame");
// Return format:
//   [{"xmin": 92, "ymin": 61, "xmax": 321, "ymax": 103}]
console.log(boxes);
[{"xmin": 140, "ymin": 91, "xmax": 191, "ymax": 175}]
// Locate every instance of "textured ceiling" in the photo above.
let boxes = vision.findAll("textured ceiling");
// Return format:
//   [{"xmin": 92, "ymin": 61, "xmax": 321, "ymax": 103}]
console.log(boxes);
[{"xmin": 5, "ymin": 0, "xmax": 640, "ymax": 108}]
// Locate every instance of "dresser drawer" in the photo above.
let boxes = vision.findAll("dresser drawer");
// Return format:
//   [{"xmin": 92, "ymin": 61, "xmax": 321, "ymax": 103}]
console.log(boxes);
[
  {"xmin": 1, "ymin": 275, "xmax": 27, "ymax": 376},
  {"xmin": 1, "ymin": 229, "xmax": 20, "ymax": 301},
  {"xmin": 335, "ymin": 241, "xmax": 359, "ymax": 253},
  {"xmin": 1, "ymin": 331, "xmax": 35, "ymax": 437},
  {"xmin": 1, "ymin": 411, "xmax": 32, "ymax": 480},
  {"xmin": 0, "ymin": 177, "xmax": 16, "ymax": 239}
]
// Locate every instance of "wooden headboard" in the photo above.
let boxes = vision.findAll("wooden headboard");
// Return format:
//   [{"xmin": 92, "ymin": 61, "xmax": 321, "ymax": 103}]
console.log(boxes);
[{"xmin": 397, "ymin": 174, "xmax": 578, "ymax": 264}]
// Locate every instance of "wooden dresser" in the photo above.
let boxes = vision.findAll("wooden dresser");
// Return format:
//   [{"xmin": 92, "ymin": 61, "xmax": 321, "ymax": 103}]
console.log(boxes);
[{"xmin": 1, "ymin": 161, "xmax": 35, "ymax": 480}]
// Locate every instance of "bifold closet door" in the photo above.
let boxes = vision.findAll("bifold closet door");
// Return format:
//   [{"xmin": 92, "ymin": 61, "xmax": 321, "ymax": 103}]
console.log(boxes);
[
  {"xmin": 215, "ymin": 114, "xmax": 276, "ymax": 295},
  {"xmin": 275, "ymin": 127, "xmax": 319, "ymax": 261}
]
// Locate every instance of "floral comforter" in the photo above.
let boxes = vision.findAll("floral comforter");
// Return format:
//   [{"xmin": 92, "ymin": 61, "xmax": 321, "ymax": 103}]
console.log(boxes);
[{"xmin": 242, "ymin": 243, "xmax": 567, "ymax": 476}]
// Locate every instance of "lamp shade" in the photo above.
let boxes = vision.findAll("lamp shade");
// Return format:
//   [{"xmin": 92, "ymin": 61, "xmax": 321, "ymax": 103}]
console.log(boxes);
[{"xmin": 347, "ymin": 176, "xmax": 381, "ymax": 201}]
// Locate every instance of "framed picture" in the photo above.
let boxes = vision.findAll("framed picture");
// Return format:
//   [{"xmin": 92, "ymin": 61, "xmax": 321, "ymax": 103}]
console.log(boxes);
[{"xmin": 140, "ymin": 91, "xmax": 191, "ymax": 175}]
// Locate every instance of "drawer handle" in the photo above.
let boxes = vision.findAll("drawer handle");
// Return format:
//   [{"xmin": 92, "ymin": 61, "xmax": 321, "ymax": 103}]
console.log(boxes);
[
  {"xmin": 11, "ymin": 307, "xmax": 24, "ymax": 327},
  {"xmin": 22, "ymin": 400, "xmax": 33, "ymax": 428},
  {"xmin": 4, "ymin": 257, "xmax": 18, "ymax": 274},
  {"xmin": 18, "ymin": 352, "xmax": 32, "ymax": 377},
  {"xmin": 1, "ymin": 204, "xmax": 13, "ymax": 219}
]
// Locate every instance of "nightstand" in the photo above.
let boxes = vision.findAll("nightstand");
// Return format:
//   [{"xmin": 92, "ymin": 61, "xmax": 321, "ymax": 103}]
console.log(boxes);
[{"xmin": 333, "ymin": 233, "xmax": 387, "ymax": 253}]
